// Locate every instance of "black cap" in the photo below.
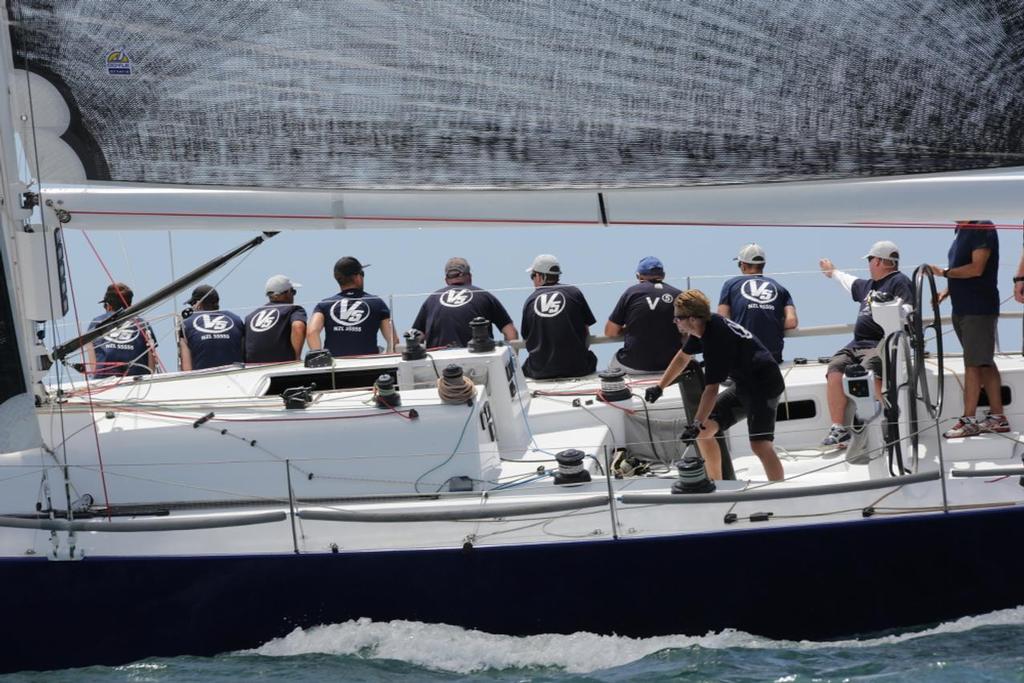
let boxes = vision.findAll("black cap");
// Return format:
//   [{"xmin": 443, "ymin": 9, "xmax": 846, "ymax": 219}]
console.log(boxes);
[
  {"xmin": 188, "ymin": 284, "xmax": 218, "ymax": 306},
  {"xmin": 99, "ymin": 282, "xmax": 133, "ymax": 308},
  {"xmin": 335, "ymin": 256, "xmax": 370, "ymax": 279}
]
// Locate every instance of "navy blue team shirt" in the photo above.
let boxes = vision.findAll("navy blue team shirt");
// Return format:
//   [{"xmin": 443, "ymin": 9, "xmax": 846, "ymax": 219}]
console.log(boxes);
[
  {"xmin": 947, "ymin": 225, "xmax": 999, "ymax": 316},
  {"xmin": 88, "ymin": 312, "xmax": 157, "ymax": 377},
  {"xmin": 608, "ymin": 280, "xmax": 682, "ymax": 371},
  {"xmin": 846, "ymin": 271, "xmax": 915, "ymax": 350},
  {"xmin": 244, "ymin": 303, "xmax": 307, "ymax": 362},
  {"xmin": 718, "ymin": 275, "xmax": 794, "ymax": 363},
  {"xmin": 521, "ymin": 284, "xmax": 597, "ymax": 379},
  {"xmin": 182, "ymin": 309, "xmax": 244, "ymax": 370},
  {"xmin": 313, "ymin": 289, "xmax": 391, "ymax": 356},
  {"xmin": 412, "ymin": 284, "xmax": 513, "ymax": 348},
  {"xmin": 682, "ymin": 314, "xmax": 783, "ymax": 398}
]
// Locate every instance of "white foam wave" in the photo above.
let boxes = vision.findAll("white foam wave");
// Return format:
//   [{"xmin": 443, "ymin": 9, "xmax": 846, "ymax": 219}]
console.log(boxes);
[{"xmin": 246, "ymin": 606, "xmax": 1024, "ymax": 674}]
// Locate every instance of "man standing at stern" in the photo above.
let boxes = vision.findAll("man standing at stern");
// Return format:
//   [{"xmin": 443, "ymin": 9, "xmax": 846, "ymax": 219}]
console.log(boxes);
[
  {"xmin": 929, "ymin": 220, "xmax": 1009, "ymax": 437},
  {"xmin": 604, "ymin": 256, "xmax": 682, "ymax": 373}
]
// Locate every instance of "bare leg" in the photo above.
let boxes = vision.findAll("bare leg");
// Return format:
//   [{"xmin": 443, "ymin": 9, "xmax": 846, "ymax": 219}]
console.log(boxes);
[
  {"xmin": 963, "ymin": 366, "xmax": 982, "ymax": 417},
  {"xmin": 696, "ymin": 418, "xmax": 722, "ymax": 480},
  {"xmin": 980, "ymin": 364, "xmax": 1004, "ymax": 415},
  {"xmin": 751, "ymin": 440, "xmax": 784, "ymax": 481},
  {"xmin": 826, "ymin": 371, "xmax": 846, "ymax": 424}
]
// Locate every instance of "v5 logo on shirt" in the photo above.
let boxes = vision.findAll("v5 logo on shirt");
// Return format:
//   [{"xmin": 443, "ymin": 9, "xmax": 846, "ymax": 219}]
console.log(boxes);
[
  {"xmin": 533, "ymin": 291, "xmax": 565, "ymax": 318},
  {"xmin": 645, "ymin": 293, "xmax": 675, "ymax": 310},
  {"xmin": 440, "ymin": 288, "xmax": 473, "ymax": 307},
  {"xmin": 249, "ymin": 308, "xmax": 280, "ymax": 332},
  {"xmin": 193, "ymin": 314, "xmax": 234, "ymax": 334},
  {"xmin": 330, "ymin": 299, "xmax": 370, "ymax": 326},
  {"xmin": 740, "ymin": 279, "xmax": 778, "ymax": 304},
  {"xmin": 103, "ymin": 323, "xmax": 140, "ymax": 344}
]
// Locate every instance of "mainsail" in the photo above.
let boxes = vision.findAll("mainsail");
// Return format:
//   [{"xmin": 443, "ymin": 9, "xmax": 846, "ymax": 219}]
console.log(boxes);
[{"xmin": 7, "ymin": 0, "xmax": 1024, "ymax": 190}]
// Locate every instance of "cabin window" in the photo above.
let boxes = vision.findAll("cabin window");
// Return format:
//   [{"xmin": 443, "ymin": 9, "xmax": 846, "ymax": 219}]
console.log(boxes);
[
  {"xmin": 775, "ymin": 399, "xmax": 816, "ymax": 421},
  {"xmin": 263, "ymin": 368, "xmax": 398, "ymax": 395}
]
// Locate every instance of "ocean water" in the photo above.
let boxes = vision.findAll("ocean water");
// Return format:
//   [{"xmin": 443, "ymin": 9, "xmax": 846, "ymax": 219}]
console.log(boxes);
[{"xmin": 5, "ymin": 607, "xmax": 1024, "ymax": 682}]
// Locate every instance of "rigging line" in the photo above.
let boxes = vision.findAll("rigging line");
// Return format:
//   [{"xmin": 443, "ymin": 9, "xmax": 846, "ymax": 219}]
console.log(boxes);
[
  {"xmin": 20, "ymin": 57, "xmax": 88, "ymax": 520},
  {"xmin": 62, "ymin": 239, "xmax": 113, "ymax": 517}
]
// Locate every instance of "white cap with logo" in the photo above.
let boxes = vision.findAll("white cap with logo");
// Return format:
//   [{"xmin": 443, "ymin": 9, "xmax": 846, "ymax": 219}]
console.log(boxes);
[
  {"xmin": 734, "ymin": 243, "xmax": 766, "ymax": 264},
  {"xmin": 265, "ymin": 274, "xmax": 302, "ymax": 295},
  {"xmin": 863, "ymin": 241, "xmax": 900, "ymax": 263},
  {"xmin": 526, "ymin": 254, "xmax": 561, "ymax": 275}
]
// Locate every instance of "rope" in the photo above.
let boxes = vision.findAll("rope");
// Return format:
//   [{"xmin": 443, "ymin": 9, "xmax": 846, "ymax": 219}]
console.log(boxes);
[{"xmin": 437, "ymin": 375, "xmax": 475, "ymax": 404}]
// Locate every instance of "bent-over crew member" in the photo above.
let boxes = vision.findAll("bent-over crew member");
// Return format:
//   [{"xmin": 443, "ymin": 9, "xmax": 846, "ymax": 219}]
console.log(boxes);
[
  {"xmin": 244, "ymin": 274, "xmax": 307, "ymax": 363},
  {"xmin": 646, "ymin": 290, "xmax": 785, "ymax": 482},
  {"xmin": 179, "ymin": 285, "xmax": 244, "ymax": 371},
  {"xmin": 307, "ymin": 256, "xmax": 396, "ymax": 356}
]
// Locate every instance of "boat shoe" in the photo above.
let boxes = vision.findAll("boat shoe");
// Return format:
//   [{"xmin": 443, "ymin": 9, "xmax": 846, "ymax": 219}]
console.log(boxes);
[
  {"xmin": 821, "ymin": 423, "xmax": 851, "ymax": 449},
  {"xmin": 943, "ymin": 416, "xmax": 982, "ymax": 438},
  {"xmin": 981, "ymin": 412, "xmax": 1011, "ymax": 433}
]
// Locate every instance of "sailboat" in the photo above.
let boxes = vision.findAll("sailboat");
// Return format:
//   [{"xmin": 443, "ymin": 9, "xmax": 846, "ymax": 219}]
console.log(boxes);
[{"xmin": 2, "ymin": 0, "xmax": 1024, "ymax": 674}]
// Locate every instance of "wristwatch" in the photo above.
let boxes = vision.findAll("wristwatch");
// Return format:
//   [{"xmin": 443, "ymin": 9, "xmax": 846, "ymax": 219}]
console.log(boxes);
[{"xmin": 941, "ymin": 268, "xmax": 949, "ymax": 278}]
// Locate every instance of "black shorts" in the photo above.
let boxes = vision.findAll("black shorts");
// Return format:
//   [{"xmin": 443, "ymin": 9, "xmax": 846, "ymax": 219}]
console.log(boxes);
[{"xmin": 711, "ymin": 384, "xmax": 781, "ymax": 442}]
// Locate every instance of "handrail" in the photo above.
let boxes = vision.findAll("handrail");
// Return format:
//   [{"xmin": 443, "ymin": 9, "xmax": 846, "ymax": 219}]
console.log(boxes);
[
  {"xmin": 297, "ymin": 494, "xmax": 610, "ymax": 522},
  {"xmin": 619, "ymin": 470, "xmax": 940, "ymax": 505},
  {"xmin": 950, "ymin": 467, "xmax": 1024, "ymax": 477},
  {"xmin": 0, "ymin": 510, "xmax": 286, "ymax": 531}
]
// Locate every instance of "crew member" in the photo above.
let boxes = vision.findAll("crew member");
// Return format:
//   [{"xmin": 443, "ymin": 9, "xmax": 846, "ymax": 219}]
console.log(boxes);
[
  {"xmin": 818, "ymin": 240, "xmax": 913, "ymax": 448},
  {"xmin": 179, "ymin": 285, "xmax": 244, "ymax": 371},
  {"xmin": 718, "ymin": 244, "xmax": 797, "ymax": 363},
  {"xmin": 604, "ymin": 256, "xmax": 682, "ymax": 373},
  {"xmin": 307, "ymin": 256, "xmax": 396, "ymax": 356},
  {"xmin": 521, "ymin": 254, "xmax": 597, "ymax": 379},
  {"xmin": 411, "ymin": 257, "xmax": 517, "ymax": 347},
  {"xmin": 244, "ymin": 274, "xmax": 307, "ymax": 363},
  {"xmin": 646, "ymin": 290, "xmax": 785, "ymax": 481},
  {"xmin": 86, "ymin": 282, "xmax": 158, "ymax": 377},
  {"xmin": 929, "ymin": 220, "xmax": 1008, "ymax": 436}
]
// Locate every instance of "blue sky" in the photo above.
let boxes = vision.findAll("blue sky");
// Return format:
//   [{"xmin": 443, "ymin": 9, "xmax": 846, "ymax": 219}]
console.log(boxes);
[{"xmin": 51, "ymin": 223, "xmax": 1024, "ymax": 376}]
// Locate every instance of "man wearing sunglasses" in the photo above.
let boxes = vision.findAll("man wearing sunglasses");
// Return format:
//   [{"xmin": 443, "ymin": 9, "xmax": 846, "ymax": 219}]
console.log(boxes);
[{"xmin": 646, "ymin": 289, "xmax": 785, "ymax": 481}]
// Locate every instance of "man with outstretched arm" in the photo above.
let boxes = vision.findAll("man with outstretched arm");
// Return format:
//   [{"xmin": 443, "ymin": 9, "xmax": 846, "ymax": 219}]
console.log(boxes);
[{"xmin": 644, "ymin": 290, "xmax": 785, "ymax": 481}]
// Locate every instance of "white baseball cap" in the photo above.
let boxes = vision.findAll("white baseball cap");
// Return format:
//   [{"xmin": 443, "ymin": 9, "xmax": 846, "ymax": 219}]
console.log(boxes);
[
  {"xmin": 526, "ymin": 254, "xmax": 561, "ymax": 275},
  {"xmin": 734, "ymin": 243, "xmax": 766, "ymax": 264},
  {"xmin": 265, "ymin": 274, "xmax": 302, "ymax": 295},
  {"xmin": 863, "ymin": 241, "xmax": 900, "ymax": 263}
]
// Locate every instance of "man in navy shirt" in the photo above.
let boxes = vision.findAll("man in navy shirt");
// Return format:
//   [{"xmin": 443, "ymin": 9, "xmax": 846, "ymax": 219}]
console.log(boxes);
[
  {"xmin": 929, "ymin": 220, "xmax": 1008, "ymax": 437},
  {"xmin": 412, "ymin": 257, "xmax": 517, "ymax": 348},
  {"xmin": 179, "ymin": 285, "xmax": 244, "ymax": 371},
  {"xmin": 86, "ymin": 282, "xmax": 158, "ymax": 377},
  {"xmin": 307, "ymin": 256, "xmax": 396, "ymax": 356},
  {"xmin": 718, "ymin": 244, "xmax": 797, "ymax": 363},
  {"xmin": 521, "ymin": 254, "xmax": 597, "ymax": 379},
  {"xmin": 244, "ymin": 275, "xmax": 307, "ymax": 363},
  {"xmin": 605, "ymin": 256, "xmax": 682, "ymax": 373},
  {"xmin": 646, "ymin": 290, "xmax": 785, "ymax": 481},
  {"xmin": 818, "ymin": 241, "xmax": 914, "ymax": 448}
]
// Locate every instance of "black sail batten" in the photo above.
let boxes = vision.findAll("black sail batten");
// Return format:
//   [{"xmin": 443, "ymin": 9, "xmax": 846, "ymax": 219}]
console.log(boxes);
[
  {"xmin": 51, "ymin": 231, "xmax": 276, "ymax": 363},
  {"xmin": 0, "ymin": 237, "xmax": 27, "ymax": 404}
]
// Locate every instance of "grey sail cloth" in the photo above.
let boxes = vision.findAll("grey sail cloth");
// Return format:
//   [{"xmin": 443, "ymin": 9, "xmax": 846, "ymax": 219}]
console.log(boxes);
[
  {"xmin": 623, "ymin": 408, "xmax": 693, "ymax": 467},
  {"xmin": 9, "ymin": 1, "xmax": 1024, "ymax": 189}
]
